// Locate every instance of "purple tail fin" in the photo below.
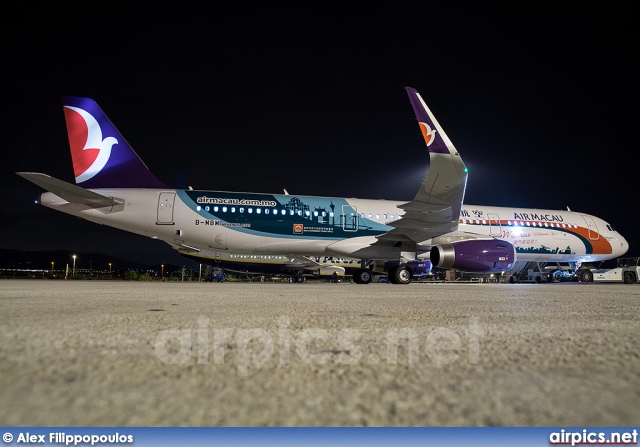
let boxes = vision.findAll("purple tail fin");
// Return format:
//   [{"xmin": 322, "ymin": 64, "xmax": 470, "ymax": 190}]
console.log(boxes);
[{"xmin": 62, "ymin": 96, "xmax": 168, "ymax": 189}]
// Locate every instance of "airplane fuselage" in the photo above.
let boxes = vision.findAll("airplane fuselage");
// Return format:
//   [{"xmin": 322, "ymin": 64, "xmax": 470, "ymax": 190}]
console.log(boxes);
[{"xmin": 40, "ymin": 188, "xmax": 629, "ymax": 266}]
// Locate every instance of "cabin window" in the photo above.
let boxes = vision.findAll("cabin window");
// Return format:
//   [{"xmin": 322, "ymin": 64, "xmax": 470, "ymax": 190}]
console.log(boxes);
[
  {"xmin": 222, "ymin": 207, "xmax": 227, "ymax": 212},
  {"xmin": 368, "ymin": 213, "xmax": 373, "ymax": 218},
  {"xmin": 384, "ymin": 214, "xmax": 388, "ymax": 219},
  {"xmin": 248, "ymin": 208, "xmax": 253, "ymax": 213},
  {"xmin": 214, "ymin": 206, "xmax": 219, "ymax": 212},
  {"xmin": 239, "ymin": 207, "xmax": 244, "ymax": 213},
  {"xmin": 231, "ymin": 207, "xmax": 235, "ymax": 213},
  {"xmin": 196, "ymin": 206, "xmax": 201, "ymax": 211},
  {"xmin": 376, "ymin": 214, "xmax": 380, "ymax": 219},
  {"xmin": 265, "ymin": 209, "xmax": 269, "ymax": 214}
]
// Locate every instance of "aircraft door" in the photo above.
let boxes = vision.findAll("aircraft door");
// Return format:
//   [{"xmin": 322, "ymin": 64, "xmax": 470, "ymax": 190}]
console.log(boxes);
[
  {"xmin": 488, "ymin": 213, "xmax": 501, "ymax": 236},
  {"xmin": 341, "ymin": 205, "xmax": 358, "ymax": 232},
  {"xmin": 581, "ymin": 215, "xmax": 600, "ymax": 240},
  {"xmin": 157, "ymin": 192, "xmax": 175, "ymax": 224}
]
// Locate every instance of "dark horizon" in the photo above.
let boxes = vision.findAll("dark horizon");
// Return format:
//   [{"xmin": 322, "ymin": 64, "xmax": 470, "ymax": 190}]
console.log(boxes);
[{"xmin": 0, "ymin": 248, "xmax": 196, "ymax": 273}]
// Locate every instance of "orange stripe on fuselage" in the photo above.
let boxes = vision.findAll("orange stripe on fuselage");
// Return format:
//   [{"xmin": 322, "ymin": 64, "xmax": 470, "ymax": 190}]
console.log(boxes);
[{"xmin": 458, "ymin": 219, "xmax": 613, "ymax": 255}]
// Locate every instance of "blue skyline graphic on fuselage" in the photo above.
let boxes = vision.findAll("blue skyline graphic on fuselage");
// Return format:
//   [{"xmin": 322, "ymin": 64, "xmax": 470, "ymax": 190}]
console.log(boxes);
[{"xmin": 179, "ymin": 190, "xmax": 390, "ymax": 239}]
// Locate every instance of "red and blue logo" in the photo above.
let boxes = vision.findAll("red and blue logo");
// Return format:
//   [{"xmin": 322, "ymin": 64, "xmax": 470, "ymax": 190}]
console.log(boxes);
[{"xmin": 63, "ymin": 105, "xmax": 118, "ymax": 184}]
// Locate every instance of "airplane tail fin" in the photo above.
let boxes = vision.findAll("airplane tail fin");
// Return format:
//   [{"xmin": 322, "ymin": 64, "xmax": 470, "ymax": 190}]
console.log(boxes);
[{"xmin": 62, "ymin": 96, "xmax": 168, "ymax": 189}]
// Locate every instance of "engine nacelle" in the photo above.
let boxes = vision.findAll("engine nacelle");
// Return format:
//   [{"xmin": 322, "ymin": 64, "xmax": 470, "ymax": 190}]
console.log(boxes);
[
  {"xmin": 406, "ymin": 260, "xmax": 432, "ymax": 276},
  {"xmin": 430, "ymin": 240, "xmax": 515, "ymax": 273}
]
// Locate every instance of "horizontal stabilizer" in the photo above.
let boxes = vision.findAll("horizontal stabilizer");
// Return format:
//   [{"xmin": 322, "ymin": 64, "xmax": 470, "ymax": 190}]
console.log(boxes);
[{"xmin": 16, "ymin": 172, "xmax": 121, "ymax": 208}]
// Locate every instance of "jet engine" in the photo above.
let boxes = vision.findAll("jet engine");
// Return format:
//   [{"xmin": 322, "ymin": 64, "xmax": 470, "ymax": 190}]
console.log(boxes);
[{"xmin": 430, "ymin": 240, "xmax": 515, "ymax": 272}]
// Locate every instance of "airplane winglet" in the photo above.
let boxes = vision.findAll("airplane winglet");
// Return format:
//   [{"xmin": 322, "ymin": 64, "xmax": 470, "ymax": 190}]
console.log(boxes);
[
  {"xmin": 378, "ymin": 87, "xmax": 470, "ymax": 242},
  {"xmin": 16, "ymin": 172, "xmax": 121, "ymax": 208}
]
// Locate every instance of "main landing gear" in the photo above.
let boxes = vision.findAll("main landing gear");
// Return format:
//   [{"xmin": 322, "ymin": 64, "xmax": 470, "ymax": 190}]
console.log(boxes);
[
  {"xmin": 387, "ymin": 265, "xmax": 412, "ymax": 284},
  {"xmin": 353, "ymin": 269, "xmax": 373, "ymax": 284}
]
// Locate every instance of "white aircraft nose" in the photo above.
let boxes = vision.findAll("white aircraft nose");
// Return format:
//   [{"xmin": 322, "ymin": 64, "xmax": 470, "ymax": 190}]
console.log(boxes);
[{"xmin": 617, "ymin": 234, "xmax": 629, "ymax": 257}]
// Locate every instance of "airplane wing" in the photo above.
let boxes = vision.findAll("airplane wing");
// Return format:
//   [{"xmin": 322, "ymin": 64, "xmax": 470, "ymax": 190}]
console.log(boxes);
[
  {"xmin": 16, "ymin": 172, "xmax": 122, "ymax": 208},
  {"xmin": 380, "ymin": 87, "xmax": 468, "ymax": 244}
]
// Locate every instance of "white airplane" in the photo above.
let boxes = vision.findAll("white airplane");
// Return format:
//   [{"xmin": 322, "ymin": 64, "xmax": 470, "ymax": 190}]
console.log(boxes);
[{"xmin": 17, "ymin": 87, "xmax": 629, "ymax": 284}]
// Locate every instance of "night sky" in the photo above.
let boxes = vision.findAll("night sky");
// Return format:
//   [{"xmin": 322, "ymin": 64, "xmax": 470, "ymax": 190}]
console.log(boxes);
[{"xmin": 3, "ymin": 7, "xmax": 638, "ymax": 267}]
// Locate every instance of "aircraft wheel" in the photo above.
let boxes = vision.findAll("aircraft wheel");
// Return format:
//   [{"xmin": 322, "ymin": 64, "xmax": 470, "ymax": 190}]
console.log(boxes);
[
  {"xmin": 387, "ymin": 266, "xmax": 398, "ymax": 284},
  {"xmin": 354, "ymin": 269, "xmax": 373, "ymax": 284},
  {"xmin": 578, "ymin": 269, "xmax": 593, "ymax": 282},
  {"xmin": 624, "ymin": 271, "xmax": 636, "ymax": 284},
  {"xmin": 295, "ymin": 276, "xmax": 305, "ymax": 283},
  {"xmin": 394, "ymin": 266, "xmax": 413, "ymax": 285}
]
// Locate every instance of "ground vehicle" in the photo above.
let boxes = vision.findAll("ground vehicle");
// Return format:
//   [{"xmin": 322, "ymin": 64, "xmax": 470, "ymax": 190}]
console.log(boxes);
[
  {"xmin": 576, "ymin": 257, "xmax": 640, "ymax": 284},
  {"xmin": 204, "ymin": 267, "xmax": 225, "ymax": 282}
]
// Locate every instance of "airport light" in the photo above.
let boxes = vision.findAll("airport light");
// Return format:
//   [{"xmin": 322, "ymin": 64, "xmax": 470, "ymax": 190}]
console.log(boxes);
[
  {"xmin": 108, "ymin": 262, "xmax": 112, "ymax": 278},
  {"xmin": 161, "ymin": 264, "xmax": 164, "ymax": 279},
  {"xmin": 51, "ymin": 261, "xmax": 54, "ymax": 277},
  {"xmin": 72, "ymin": 255, "xmax": 77, "ymax": 276}
]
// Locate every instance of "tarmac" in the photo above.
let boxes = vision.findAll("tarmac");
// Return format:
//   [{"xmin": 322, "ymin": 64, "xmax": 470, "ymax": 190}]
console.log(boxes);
[{"xmin": 1, "ymin": 279, "xmax": 639, "ymax": 426}]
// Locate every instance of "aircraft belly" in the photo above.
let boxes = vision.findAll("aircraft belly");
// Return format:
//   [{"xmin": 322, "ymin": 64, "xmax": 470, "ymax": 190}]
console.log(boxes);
[
  {"xmin": 325, "ymin": 236, "xmax": 400, "ymax": 259},
  {"xmin": 288, "ymin": 238, "xmax": 334, "ymax": 255}
]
